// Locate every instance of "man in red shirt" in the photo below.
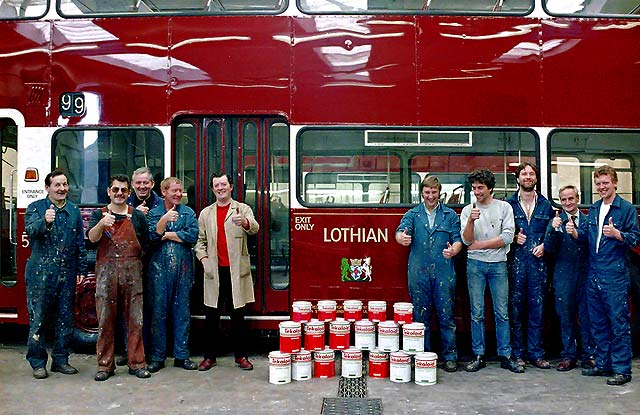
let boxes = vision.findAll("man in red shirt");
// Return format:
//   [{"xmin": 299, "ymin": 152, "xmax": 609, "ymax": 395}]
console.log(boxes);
[{"xmin": 194, "ymin": 172, "xmax": 260, "ymax": 371}]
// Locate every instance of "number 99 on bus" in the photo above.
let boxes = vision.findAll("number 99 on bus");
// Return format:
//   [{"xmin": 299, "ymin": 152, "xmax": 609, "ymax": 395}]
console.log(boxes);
[{"xmin": 59, "ymin": 92, "xmax": 86, "ymax": 117}]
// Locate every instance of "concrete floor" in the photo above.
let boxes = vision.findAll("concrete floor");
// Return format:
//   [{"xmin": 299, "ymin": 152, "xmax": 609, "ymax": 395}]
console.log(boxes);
[{"xmin": 1, "ymin": 337, "xmax": 639, "ymax": 415}]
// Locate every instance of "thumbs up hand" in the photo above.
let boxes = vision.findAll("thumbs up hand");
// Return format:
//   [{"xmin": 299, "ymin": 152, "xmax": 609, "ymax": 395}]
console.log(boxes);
[
  {"xmin": 164, "ymin": 205, "xmax": 179, "ymax": 222},
  {"xmin": 231, "ymin": 207, "xmax": 246, "ymax": 227},
  {"xmin": 45, "ymin": 204, "xmax": 56, "ymax": 224},
  {"xmin": 396, "ymin": 227, "xmax": 412, "ymax": 246},
  {"xmin": 565, "ymin": 218, "xmax": 576, "ymax": 236},
  {"xmin": 136, "ymin": 200, "xmax": 149, "ymax": 215},
  {"xmin": 469, "ymin": 202, "xmax": 481, "ymax": 222},
  {"xmin": 602, "ymin": 217, "xmax": 620, "ymax": 239},
  {"xmin": 101, "ymin": 208, "xmax": 115, "ymax": 228},
  {"xmin": 516, "ymin": 227, "xmax": 527, "ymax": 245},
  {"xmin": 442, "ymin": 241, "xmax": 457, "ymax": 259},
  {"xmin": 552, "ymin": 210, "xmax": 562, "ymax": 229}
]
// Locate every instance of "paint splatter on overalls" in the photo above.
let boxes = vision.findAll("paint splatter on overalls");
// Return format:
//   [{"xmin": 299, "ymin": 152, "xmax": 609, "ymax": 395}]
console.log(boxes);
[
  {"xmin": 95, "ymin": 207, "xmax": 145, "ymax": 372},
  {"xmin": 25, "ymin": 198, "xmax": 87, "ymax": 370}
]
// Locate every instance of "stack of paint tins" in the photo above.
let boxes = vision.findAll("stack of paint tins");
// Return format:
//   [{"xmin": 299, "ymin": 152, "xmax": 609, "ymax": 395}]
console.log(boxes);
[{"xmin": 271, "ymin": 299, "xmax": 438, "ymax": 385}]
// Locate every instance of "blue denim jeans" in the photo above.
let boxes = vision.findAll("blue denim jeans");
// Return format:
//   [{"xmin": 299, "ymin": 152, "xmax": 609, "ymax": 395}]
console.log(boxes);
[{"xmin": 467, "ymin": 259, "xmax": 511, "ymax": 358}]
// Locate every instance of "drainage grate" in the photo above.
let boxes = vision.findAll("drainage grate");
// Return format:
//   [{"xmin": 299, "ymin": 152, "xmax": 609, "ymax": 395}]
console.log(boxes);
[
  {"xmin": 320, "ymin": 398, "xmax": 383, "ymax": 415},
  {"xmin": 338, "ymin": 375, "xmax": 368, "ymax": 398}
]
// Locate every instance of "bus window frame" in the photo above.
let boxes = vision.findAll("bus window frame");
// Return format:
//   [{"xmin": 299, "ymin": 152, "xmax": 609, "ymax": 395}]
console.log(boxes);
[
  {"xmin": 547, "ymin": 128, "xmax": 640, "ymax": 208},
  {"xmin": 542, "ymin": 0, "xmax": 640, "ymax": 18},
  {"xmin": 296, "ymin": 0, "xmax": 534, "ymax": 16},
  {"xmin": 296, "ymin": 126, "xmax": 540, "ymax": 208},
  {"xmin": 0, "ymin": 0, "xmax": 49, "ymax": 19},
  {"xmin": 56, "ymin": 0, "xmax": 288, "ymax": 18},
  {"xmin": 51, "ymin": 126, "xmax": 165, "ymax": 207}
]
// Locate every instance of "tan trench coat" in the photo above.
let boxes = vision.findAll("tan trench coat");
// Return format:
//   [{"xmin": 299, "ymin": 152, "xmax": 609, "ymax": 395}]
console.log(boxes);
[{"xmin": 194, "ymin": 200, "xmax": 259, "ymax": 309}]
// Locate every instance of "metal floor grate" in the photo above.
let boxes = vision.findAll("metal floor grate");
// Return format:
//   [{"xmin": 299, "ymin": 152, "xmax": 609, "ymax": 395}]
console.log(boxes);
[
  {"xmin": 320, "ymin": 398, "xmax": 383, "ymax": 415},
  {"xmin": 338, "ymin": 375, "xmax": 368, "ymax": 398}
]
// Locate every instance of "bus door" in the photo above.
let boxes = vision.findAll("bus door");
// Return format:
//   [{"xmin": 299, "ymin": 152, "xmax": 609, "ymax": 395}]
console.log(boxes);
[
  {"xmin": 0, "ymin": 118, "xmax": 22, "ymax": 323},
  {"xmin": 173, "ymin": 116, "xmax": 290, "ymax": 319}
]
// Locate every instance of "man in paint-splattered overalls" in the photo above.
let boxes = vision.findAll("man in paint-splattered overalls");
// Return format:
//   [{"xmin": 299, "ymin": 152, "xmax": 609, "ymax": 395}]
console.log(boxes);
[
  {"xmin": 114, "ymin": 167, "xmax": 161, "ymax": 368},
  {"xmin": 543, "ymin": 185, "xmax": 594, "ymax": 372},
  {"xmin": 395, "ymin": 175, "xmax": 462, "ymax": 373},
  {"xmin": 146, "ymin": 177, "xmax": 199, "ymax": 372},
  {"xmin": 24, "ymin": 170, "xmax": 87, "ymax": 379},
  {"xmin": 88, "ymin": 175, "xmax": 150, "ymax": 381},
  {"xmin": 574, "ymin": 165, "xmax": 640, "ymax": 386},
  {"xmin": 506, "ymin": 162, "xmax": 554, "ymax": 369}
]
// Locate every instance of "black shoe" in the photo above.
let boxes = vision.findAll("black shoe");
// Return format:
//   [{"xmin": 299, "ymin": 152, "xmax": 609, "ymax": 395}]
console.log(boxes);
[
  {"xmin": 116, "ymin": 356, "xmax": 128, "ymax": 366},
  {"xmin": 174, "ymin": 358, "xmax": 198, "ymax": 370},
  {"xmin": 606, "ymin": 373, "xmax": 632, "ymax": 386},
  {"xmin": 147, "ymin": 361, "xmax": 165, "ymax": 373},
  {"xmin": 33, "ymin": 367, "xmax": 48, "ymax": 379},
  {"xmin": 464, "ymin": 355, "xmax": 486, "ymax": 372},
  {"xmin": 94, "ymin": 371, "xmax": 114, "ymax": 381},
  {"xmin": 582, "ymin": 367, "xmax": 612, "ymax": 377},
  {"xmin": 128, "ymin": 368, "xmax": 151, "ymax": 379},
  {"xmin": 501, "ymin": 357, "xmax": 525, "ymax": 373},
  {"xmin": 50, "ymin": 363, "xmax": 78, "ymax": 375},
  {"xmin": 444, "ymin": 360, "xmax": 458, "ymax": 373}
]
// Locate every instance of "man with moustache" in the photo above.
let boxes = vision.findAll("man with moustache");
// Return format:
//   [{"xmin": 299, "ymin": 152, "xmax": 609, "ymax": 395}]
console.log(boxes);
[
  {"xmin": 395, "ymin": 176, "xmax": 462, "ymax": 372},
  {"xmin": 195, "ymin": 172, "xmax": 259, "ymax": 371},
  {"xmin": 116, "ymin": 167, "xmax": 160, "ymax": 367},
  {"xmin": 543, "ymin": 185, "xmax": 595, "ymax": 371},
  {"xmin": 24, "ymin": 170, "xmax": 87, "ymax": 379},
  {"xmin": 569, "ymin": 165, "xmax": 640, "ymax": 385},
  {"xmin": 460, "ymin": 169, "xmax": 522, "ymax": 373},
  {"xmin": 506, "ymin": 162, "xmax": 555, "ymax": 369},
  {"xmin": 88, "ymin": 175, "xmax": 150, "ymax": 381},
  {"xmin": 146, "ymin": 177, "xmax": 199, "ymax": 372}
]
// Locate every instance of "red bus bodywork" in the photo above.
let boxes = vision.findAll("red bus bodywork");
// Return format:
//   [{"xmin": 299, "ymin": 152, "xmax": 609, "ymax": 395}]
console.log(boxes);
[{"xmin": 1, "ymin": 11, "xmax": 639, "ymax": 333}]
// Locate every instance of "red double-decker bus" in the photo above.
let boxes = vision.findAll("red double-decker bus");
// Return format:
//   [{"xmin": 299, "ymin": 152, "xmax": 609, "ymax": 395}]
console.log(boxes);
[{"xmin": 1, "ymin": 0, "xmax": 639, "ymax": 345}]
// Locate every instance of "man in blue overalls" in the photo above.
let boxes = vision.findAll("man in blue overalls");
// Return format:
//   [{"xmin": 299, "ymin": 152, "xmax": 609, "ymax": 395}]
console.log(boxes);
[
  {"xmin": 24, "ymin": 170, "xmax": 87, "ymax": 379},
  {"xmin": 571, "ymin": 165, "xmax": 640, "ymax": 386},
  {"xmin": 146, "ymin": 177, "xmax": 199, "ymax": 372},
  {"xmin": 543, "ymin": 185, "xmax": 595, "ymax": 371},
  {"xmin": 506, "ymin": 162, "xmax": 554, "ymax": 369},
  {"xmin": 396, "ymin": 175, "xmax": 462, "ymax": 372}
]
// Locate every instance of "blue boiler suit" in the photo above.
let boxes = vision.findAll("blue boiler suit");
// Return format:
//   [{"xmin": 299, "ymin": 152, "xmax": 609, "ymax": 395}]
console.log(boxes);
[
  {"xmin": 578, "ymin": 195, "xmax": 640, "ymax": 376},
  {"xmin": 147, "ymin": 204, "xmax": 199, "ymax": 362},
  {"xmin": 506, "ymin": 192, "xmax": 554, "ymax": 361},
  {"xmin": 396, "ymin": 203, "xmax": 461, "ymax": 361},
  {"xmin": 24, "ymin": 198, "xmax": 87, "ymax": 369},
  {"xmin": 543, "ymin": 211, "xmax": 594, "ymax": 362}
]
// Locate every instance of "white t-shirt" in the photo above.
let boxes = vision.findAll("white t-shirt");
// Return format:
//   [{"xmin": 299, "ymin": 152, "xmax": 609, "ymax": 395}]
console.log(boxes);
[{"xmin": 596, "ymin": 203, "xmax": 611, "ymax": 253}]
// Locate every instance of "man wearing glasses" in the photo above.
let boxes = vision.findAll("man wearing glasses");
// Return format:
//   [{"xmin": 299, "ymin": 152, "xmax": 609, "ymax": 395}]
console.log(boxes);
[{"xmin": 88, "ymin": 175, "xmax": 150, "ymax": 381}]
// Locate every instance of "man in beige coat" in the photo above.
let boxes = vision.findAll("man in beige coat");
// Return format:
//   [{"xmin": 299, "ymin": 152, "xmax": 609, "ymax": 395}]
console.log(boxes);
[{"xmin": 194, "ymin": 172, "xmax": 259, "ymax": 371}]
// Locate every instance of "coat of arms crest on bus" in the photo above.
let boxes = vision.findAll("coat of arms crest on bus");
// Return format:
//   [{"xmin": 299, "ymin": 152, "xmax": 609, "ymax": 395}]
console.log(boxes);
[{"xmin": 340, "ymin": 257, "xmax": 372, "ymax": 282}]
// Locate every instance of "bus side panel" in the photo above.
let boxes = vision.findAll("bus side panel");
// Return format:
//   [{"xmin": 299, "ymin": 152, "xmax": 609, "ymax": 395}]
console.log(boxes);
[
  {"xmin": 292, "ymin": 16, "xmax": 417, "ymax": 125},
  {"xmin": 0, "ymin": 211, "xmax": 28, "ymax": 325},
  {"xmin": 51, "ymin": 19, "xmax": 170, "ymax": 126},
  {"xmin": 0, "ymin": 21, "xmax": 50, "ymax": 126},
  {"xmin": 417, "ymin": 16, "xmax": 543, "ymax": 127},
  {"xmin": 542, "ymin": 19, "xmax": 640, "ymax": 128},
  {"xmin": 289, "ymin": 209, "xmax": 410, "ymax": 307},
  {"xmin": 169, "ymin": 17, "xmax": 291, "ymax": 117}
]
